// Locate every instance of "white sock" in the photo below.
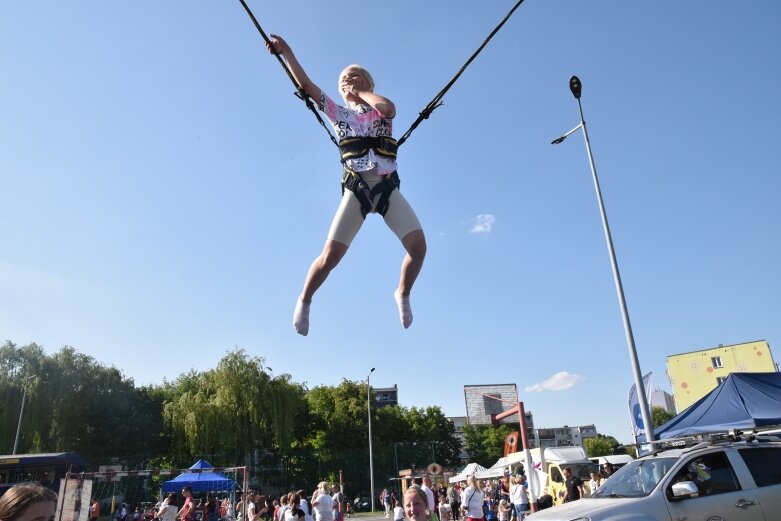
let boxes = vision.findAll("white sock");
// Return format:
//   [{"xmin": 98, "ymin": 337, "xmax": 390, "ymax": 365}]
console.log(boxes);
[
  {"xmin": 394, "ymin": 289, "xmax": 413, "ymax": 329},
  {"xmin": 293, "ymin": 298, "xmax": 311, "ymax": 336}
]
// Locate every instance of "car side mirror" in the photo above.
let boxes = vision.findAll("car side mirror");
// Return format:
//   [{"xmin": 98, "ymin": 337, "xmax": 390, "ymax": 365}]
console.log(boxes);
[{"xmin": 668, "ymin": 481, "xmax": 699, "ymax": 501}]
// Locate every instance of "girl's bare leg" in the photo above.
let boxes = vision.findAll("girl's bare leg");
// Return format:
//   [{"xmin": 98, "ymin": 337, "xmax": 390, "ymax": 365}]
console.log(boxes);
[
  {"xmin": 394, "ymin": 229, "xmax": 427, "ymax": 328},
  {"xmin": 293, "ymin": 239, "xmax": 349, "ymax": 336}
]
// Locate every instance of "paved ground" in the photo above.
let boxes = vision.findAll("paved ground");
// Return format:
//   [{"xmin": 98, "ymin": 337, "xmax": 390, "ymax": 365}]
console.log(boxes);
[
  {"xmin": 348, "ymin": 514, "xmax": 389, "ymax": 521},
  {"xmin": 347, "ymin": 513, "xmax": 393, "ymax": 521}
]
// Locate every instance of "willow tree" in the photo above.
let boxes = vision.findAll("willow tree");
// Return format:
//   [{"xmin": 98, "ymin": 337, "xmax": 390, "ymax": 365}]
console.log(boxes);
[
  {"xmin": 0, "ymin": 341, "xmax": 45, "ymax": 453},
  {"xmin": 163, "ymin": 349, "xmax": 305, "ymax": 466},
  {"xmin": 0, "ymin": 341, "xmax": 164, "ymax": 465}
]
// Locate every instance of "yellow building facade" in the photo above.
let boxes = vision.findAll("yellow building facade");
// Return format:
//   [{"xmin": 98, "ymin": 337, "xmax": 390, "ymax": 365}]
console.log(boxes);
[{"xmin": 666, "ymin": 340, "xmax": 776, "ymax": 412}]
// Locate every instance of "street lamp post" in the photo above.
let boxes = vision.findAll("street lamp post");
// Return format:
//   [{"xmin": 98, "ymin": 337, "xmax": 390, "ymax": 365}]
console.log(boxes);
[
  {"xmin": 12, "ymin": 376, "xmax": 33, "ymax": 455},
  {"xmin": 367, "ymin": 368, "xmax": 376, "ymax": 513},
  {"xmin": 551, "ymin": 75, "xmax": 655, "ymax": 444}
]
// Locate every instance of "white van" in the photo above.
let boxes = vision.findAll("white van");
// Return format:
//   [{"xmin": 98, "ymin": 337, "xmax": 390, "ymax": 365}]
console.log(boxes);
[{"xmin": 589, "ymin": 454, "xmax": 634, "ymax": 472}]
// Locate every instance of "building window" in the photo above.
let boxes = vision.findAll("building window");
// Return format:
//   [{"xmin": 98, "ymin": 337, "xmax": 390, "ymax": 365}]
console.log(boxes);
[
  {"xmin": 716, "ymin": 377, "xmax": 727, "ymax": 385},
  {"xmin": 711, "ymin": 356, "xmax": 723, "ymax": 369}
]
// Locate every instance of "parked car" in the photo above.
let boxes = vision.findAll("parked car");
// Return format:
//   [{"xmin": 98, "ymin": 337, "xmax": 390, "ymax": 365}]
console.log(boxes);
[
  {"xmin": 530, "ymin": 433, "xmax": 781, "ymax": 521},
  {"xmin": 352, "ymin": 495, "xmax": 371, "ymax": 512}
]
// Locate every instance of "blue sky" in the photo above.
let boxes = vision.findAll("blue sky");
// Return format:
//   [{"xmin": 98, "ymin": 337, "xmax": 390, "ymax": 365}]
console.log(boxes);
[{"xmin": 2, "ymin": 1, "xmax": 779, "ymax": 445}]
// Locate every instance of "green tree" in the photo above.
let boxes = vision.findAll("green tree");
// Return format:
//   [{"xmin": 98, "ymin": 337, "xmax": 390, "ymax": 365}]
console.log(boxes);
[
  {"xmin": 583, "ymin": 434, "xmax": 622, "ymax": 457},
  {"xmin": 0, "ymin": 342, "xmax": 165, "ymax": 467},
  {"xmin": 652, "ymin": 406, "xmax": 675, "ymax": 428},
  {"xmin": 462, "ymin": 424, "xmax": 512, "ymax": 467},
  {"xmin": 305, "ymin": 379, "xmax": 370, "ymax": 451},
  {"xmin": 375, "ymin": 406, "xmax": 462, "ymax": 468},
  {"xmin": 294, "ymin": 380, "xmax": 464, "ymax": 493},
  {"xmin": 163, "ymin": 349, "xmax": 305, "ymax": 466}
]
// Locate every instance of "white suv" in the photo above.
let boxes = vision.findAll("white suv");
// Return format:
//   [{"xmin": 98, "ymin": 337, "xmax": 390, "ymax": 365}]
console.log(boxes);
[{"xmin": 528, "ymin": 435, "xmax": 781, "ymax": 521}]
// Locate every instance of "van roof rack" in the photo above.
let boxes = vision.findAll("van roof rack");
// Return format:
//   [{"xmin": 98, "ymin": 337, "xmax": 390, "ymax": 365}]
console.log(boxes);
[{"xmin": 622, "ymin": 430, "xmax": 781, "ymax": 457}]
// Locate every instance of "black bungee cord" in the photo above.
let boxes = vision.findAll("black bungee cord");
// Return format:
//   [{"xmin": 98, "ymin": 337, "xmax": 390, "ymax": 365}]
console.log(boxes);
[
  {"xmin": 396, "ymin": 0, "xmax": 527, "ymax": 146},
  {"xmin": 237, "ymin": 0, "xmax": 527, "ymax": 149},
  {"xmin": 237, "ymin": 0, "xmax": 340, "ymax": 149}
]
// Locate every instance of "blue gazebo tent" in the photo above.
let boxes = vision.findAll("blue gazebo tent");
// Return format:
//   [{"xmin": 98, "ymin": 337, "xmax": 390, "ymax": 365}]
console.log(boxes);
[
  {"xmin": 655, "ymin": 372, "xmax": 781, "ymax": 440},
  {"xmin": 161, "ymin": 460, "xmax": 237, "ymax": 493}
]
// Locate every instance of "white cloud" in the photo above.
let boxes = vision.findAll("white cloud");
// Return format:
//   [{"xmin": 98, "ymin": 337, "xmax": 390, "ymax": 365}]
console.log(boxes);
[
  {"xmin": 524, "ymin": 371, "xmax": 584, "ymax": 392},
  {"xmin": 469, "ymin": 214, "xmax": 495, "ymax": 234}
]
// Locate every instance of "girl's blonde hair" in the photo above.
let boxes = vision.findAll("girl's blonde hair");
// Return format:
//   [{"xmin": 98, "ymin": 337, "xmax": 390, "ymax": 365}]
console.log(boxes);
[
  {"xmin": 466, "ymin": 475, "xmax": 479, "ymax": 490},
  {"xmin": 403, "ymin": 485, "xmax": 430, "ymax": 517},
  {"xmin": 339, "ymin": 64, "xmax": 375, "ymax": 105}
]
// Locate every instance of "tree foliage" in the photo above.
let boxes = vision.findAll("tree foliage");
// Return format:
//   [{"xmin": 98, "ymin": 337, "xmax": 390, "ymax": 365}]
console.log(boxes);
[
  {"xmin": 1, "ymin": 341, "xmax": 463, "ymax": 492},
  {"xmin": 652, "ymin": 406, "xmax": 675, "ymax": 428},
  {"xmin": 462, "ymin": 424, "xmax": 513, "ymax": 467},
  {"xmin": 0, "ymin": 341, "xmax": 165, "ymax": 466},
  {"xmin": 163, "ymin": 349, "xmax": 304, "ymax": 466},
  {"xmin": 583, "ymin": 434, "xmax": 623, "ymax": 457}
]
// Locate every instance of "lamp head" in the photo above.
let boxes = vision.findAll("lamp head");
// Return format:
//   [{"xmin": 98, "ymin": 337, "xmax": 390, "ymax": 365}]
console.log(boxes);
[{"xmin": 569, "ymin": 75, "xmax": 582, "ymax": 99}]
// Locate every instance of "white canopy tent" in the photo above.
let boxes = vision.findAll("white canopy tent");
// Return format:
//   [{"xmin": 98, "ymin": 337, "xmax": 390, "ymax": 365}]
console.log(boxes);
[
  {"xmin": 475, "ymin": 451, "xmax": 528, "ymax": 479},
  {"xmin": 448, "ymin": 462, "xmax": 487, "ymax": 483}
]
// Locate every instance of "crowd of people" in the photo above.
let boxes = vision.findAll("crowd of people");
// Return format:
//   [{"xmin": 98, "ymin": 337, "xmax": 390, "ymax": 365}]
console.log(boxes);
[
  {"xmin": 398, "ymin": 465, "xmax": 619, "ymax": 521},
  {"xmin": 236, "ymin": 481, "xmax": 356, "ymax": 521},
  {"xmin": 399, "ymin": 475, "xmax": 547, "ymax": 521},
  {"xmin": 0, "ymin": 464, "xmax": 620, "ymax": 521},
  {"xmin": 149, "ymin": 482, "xmax": 351, "ymax": 521},
  {"xmin": 393, "ymin": 473, "xmax": 546, "ymax": 521},
  {"xmin": 0, "ymin": 479, "xmax": 357, "ymax": 521}
]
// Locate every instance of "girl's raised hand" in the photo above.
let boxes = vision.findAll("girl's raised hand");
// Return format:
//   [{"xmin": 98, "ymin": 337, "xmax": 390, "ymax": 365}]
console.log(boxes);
[{"xmin": 266, "ymin": 33, "xmax": 289, "ymax": 55}]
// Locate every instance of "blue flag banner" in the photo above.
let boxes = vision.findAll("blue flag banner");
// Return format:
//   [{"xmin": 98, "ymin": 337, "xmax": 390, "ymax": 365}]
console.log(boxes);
[{"xmin": 628, "ymin": 372, "xmax": 653, "ymax": 446}]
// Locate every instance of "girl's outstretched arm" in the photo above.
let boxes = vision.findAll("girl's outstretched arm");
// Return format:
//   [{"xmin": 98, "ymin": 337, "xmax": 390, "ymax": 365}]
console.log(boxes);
[{"xmin": 266, "ymin": 34, "xmax": 321, "ymax": 102}]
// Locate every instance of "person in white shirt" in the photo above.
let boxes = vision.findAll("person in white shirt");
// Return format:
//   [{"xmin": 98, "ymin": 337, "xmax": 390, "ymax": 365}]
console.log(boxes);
[
  {"xmin": 392, "ymin": 499, "xmax": 404, "ymax": 521},
  {"xmin": 156, "ymin": 495, "xmax": 178, "ymax": 521},
  {"xmin": 509, "ymin": 476, "xmax": 529, "ymax": 521},
  {"xmin": 420, "ymin": 476, "xmax": 437, "ymax": 521},
  {"xmin": 588, "ymin": 472, "xmax": 602, "ymax": 496},
  {"xmin": 297, "ymin": 490, "xmax": 313, "ymax": 521},
  {"xmin": 312, "ymin": 482, "xmax": 334, "ymax": 521},
  {"xmin": 247, "ymin": 493, "xmax": 257, "ymax": 521},
  {"xmin": 437, "ymin": 496, "xmax": 452, "ymax": 521},
  {"xmin": 461, "ymin": 476, "xmax": 484, "ymax": 521}
]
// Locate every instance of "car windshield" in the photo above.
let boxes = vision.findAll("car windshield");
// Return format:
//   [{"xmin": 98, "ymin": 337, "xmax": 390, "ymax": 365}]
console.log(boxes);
[{"xmin": 593, "ymin": 457, "xmax": 678, "ymax": 498}]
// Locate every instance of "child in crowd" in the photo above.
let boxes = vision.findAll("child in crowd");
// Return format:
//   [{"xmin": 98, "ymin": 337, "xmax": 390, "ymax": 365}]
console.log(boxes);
[
  {"xmin": 497, "ymin": 500, "xmax": 510, "ymax": 521},
  {"xmin": 437, "ymin": 496, "xmax": 452, "ymax": 521},
  {"xmin": 392, "ymin": 499, "xmax": 404, "ymax": 521},
  {"xmin": 484, "ymin": 499, "xmax": 497, "ymax": 521}
]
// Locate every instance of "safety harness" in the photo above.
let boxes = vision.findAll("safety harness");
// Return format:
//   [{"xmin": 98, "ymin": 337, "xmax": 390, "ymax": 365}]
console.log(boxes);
[
  {"xmin": 338, "ymin": 135, "xmax": 398, "ymax": 161},
  {"xmin": 339, "ymin": 136, "xmax": 400, "ymax": 218}
]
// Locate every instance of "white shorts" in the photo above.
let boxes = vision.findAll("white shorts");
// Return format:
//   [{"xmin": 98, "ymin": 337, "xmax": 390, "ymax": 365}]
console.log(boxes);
[{"xmin": 327, "ymin": 170, "xmax": 422, "ymax": 247}]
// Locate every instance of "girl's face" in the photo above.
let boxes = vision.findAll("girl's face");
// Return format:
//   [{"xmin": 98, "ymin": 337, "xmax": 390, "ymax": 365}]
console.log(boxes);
[
  {"xmin": 16, "ymin": 501, "xmax": 56, "ymax": 521},
  {"xmin": 339, "ymin": 67, "xmax": 369, "ymax": 94},
  {"xmin": 403, "ymin": 492, "xmax": 427, "ymax": 521}
]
